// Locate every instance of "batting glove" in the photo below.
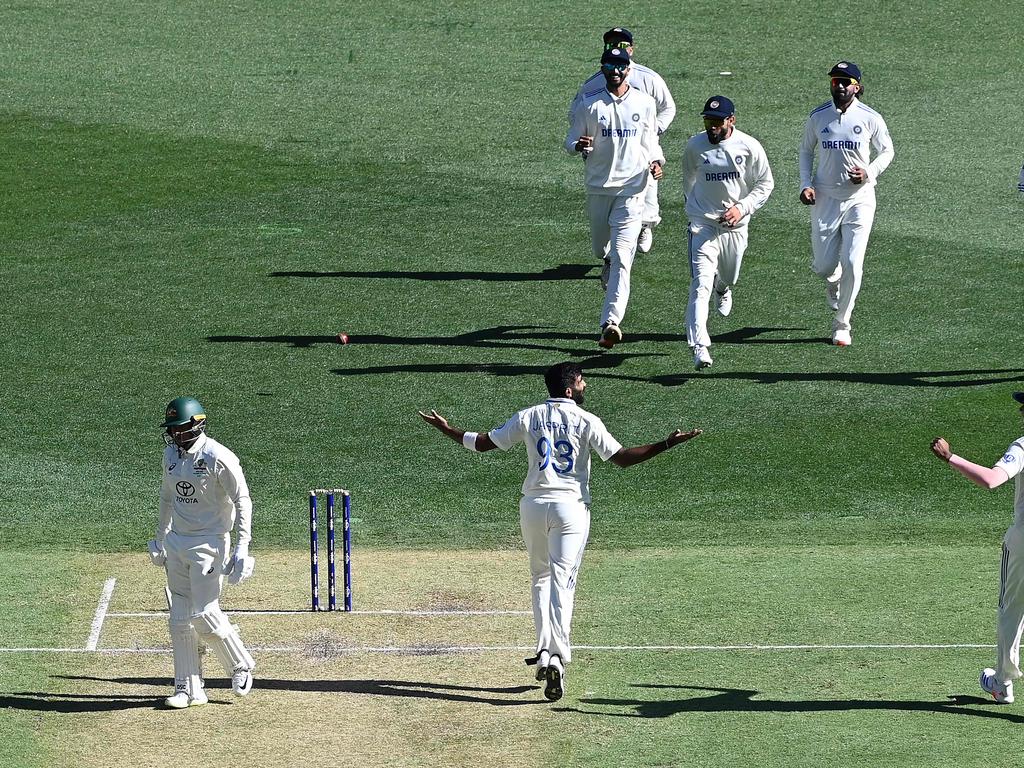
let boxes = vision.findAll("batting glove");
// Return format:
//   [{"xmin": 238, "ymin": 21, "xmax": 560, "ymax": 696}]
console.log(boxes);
[
  {"xmin": 147, "ymin": 539, "xmax": 166, "ymax": 567},
  {"xmin": 227, "ymin": 545, "xmax": 256, "ymax": 585}
]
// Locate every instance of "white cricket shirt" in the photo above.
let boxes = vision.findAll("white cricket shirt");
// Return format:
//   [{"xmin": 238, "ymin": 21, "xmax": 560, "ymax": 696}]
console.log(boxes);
[
  {"xmin": 995, "ymin": 438, "xmax": 1024, "ymax": 528},
  {"xmin": 488, "ymin": 398, "xmax": 623, "ymax": 504},
  {"xmin": 682, "ymin": 127, "xmax": 775, "ymax": 228},
  {"xmin": 565, "ymin": 85, "xmax": 664, "ymax": 196},
  {"xmin": 569, "ymin": 62, "xmax": 676, "ymax": 135},
  {"xmin": 799, "ymin": 99, "xmax": 894, "ymax": 200},
  {"xmin": 157, "ymin": 433, "xmax": 253, "ymax": 545}
]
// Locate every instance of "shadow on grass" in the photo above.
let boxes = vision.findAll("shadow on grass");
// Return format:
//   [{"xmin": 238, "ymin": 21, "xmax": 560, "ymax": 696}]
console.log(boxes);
[
  {"xmin": 636, "ymin": 368, "xmax": 1024, "ymax": 388},
  {"xmin": 557, "ymin": 684, "xmax": 1024, "ymax": 724},
  {"xmin": 48, "ymin": 675, "xmax": 545, "ymax": 708},
  {"xmin": 206, "ymin": 323, "xmax": 1024, "ymax": 388},
  {"xmin": 0, "ymin": 691, "xmax": 226, "ymax": 713},
  {"xmin": 208, "ymin": 324, "xmax": 685, "ymax": 354},
  {"xmin": 207, "ymin": 325, "xmax": 816, "ymax": 352},
  {"xmin": 271, "ymin": 263, "xmax": 597, "ymax": 282}
]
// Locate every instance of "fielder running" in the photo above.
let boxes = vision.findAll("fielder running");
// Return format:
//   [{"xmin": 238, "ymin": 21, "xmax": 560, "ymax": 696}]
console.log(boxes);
[
  {"xmin": 799, "ymin": 60, "xmax": 894, "ymax": 347},
  {"xmin": 419, "ymin": 362, "xmax": 701, "ymax": 702},
  {"xmin": 566, "ymin": 46, "xmax": 664, "ymax": 350},
  {"xmin": 568, "ymin": 27, "xmax": 676, "ymax": 253},
  {"xmin": 683, "ymin": 96, "xmax": 774, "ymax": 370},
  {"xmin": 931, "ymin": 392, "xmax": 1024, "ymax": 704},
  {"xmin": 148, "ymin": 397, "xmax": 257, "ymax": 708}
]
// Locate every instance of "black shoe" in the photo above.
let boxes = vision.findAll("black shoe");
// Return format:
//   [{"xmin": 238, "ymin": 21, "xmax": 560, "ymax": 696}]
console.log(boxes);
[{"xmin": 544, "ymin": 656, "xmax": 564, "ymax": 701}]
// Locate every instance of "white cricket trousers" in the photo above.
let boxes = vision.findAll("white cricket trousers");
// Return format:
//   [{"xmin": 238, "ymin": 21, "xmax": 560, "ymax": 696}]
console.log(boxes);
[
  {"xmin": 519, "ymin": 496, "xmax": 591, "ymax": 664},
  {"xmin": 643, "ymin": 176, "xmax": 660, "ymax": 227},
  {"xmin": 995, "ymin": 525, "xmax": 1024, "ymax": 683},
  {"xmin": 587, "ymin": 190, "xmax": 645, "ymax": 330},
  {"xmin": 165, "ymin": 530, "xmax": 230, "ymax": 617},
  {"xmin": 686, "ymin": 221, "xmax": 748, "ymax": 348},
  {"xmin": 809, "ymin": 191, "xmax": 877, "ymax": 332}
]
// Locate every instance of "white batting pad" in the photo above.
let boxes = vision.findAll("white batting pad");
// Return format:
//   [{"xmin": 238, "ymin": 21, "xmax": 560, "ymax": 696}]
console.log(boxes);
[
  {"xmin": 170, "ymin": 622, "xmax": 203, "ymax": 695},
  {"xmin": 192, "ymin": 608, "xmax": 255, "ymax": 674}
]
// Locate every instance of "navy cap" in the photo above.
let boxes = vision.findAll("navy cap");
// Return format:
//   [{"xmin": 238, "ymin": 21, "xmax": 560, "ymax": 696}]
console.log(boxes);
[
  {"xmin": 601, "ymin": 47, "xmax": 631, "ymax": 67},
  {"xmin": 603, "ymin": 27, "xmax": 633, "ymax": 46},
  {"xmin": 829, "ymin": 61, "xmax": 862, "ymax": 81},
  {"xmin": 701, "ymin": 95, "xmax": 735, "ymax": 118},
  {"xmin": 1012, "ymin": 392, "xmax": 1024, "ymax": 404}
]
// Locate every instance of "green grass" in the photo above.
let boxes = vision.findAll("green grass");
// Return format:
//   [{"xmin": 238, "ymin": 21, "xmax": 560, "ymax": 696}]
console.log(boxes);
[{"xmin": 1, "ymin": 1, "xmax": 1023, "ymax": 765}]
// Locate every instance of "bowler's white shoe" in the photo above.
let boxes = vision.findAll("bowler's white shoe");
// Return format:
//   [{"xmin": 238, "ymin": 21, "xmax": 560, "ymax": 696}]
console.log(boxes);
[
  {"xmin": 826, "ymin": 282, "xmax": 840, "ymax": 311},
  {"xmin": 231, "ymin": 667, "xmax": 254, "ymax": 697},
  {"xmin": 831, "ymin": 329, "xmax": 852, "ymax": 347},
  {"xmin": 165, "ymin": 685, "xmax": 208, "ymax": 709},
  {"xmin": 637, "ymin": 226, "xmax": 653, "ymax": 253},
  {"xmin": 599, "ymin": 323, "xmax": 622, "ymax": 350},
  {"xmin": 544, "ymin": 655, "xmax": 565, "ymax": 702},
  {"xmin": 980, "ymin": 668, "xmax": 1014, "ymax": 703},
  {"xmin": 535, "ymin": 650, "xmax": 550, "ymax": 682},
  {"xmin": 694, "ymin": 344, "xmax": 713, "ymax": 370},
  {"xmin": 715, "ymin": 287, "xmax": 733, "ymax": 317}
]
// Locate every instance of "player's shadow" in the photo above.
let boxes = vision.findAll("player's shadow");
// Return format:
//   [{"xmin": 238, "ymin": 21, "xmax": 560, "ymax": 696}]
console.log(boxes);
[
  {"xmin": 711, "ymin": 326, "xmax": 830, "ymax": 345},
  {"xmin": 0, "ymin": 690, "xmax": 227, "ymax": 713},
  {"xmin": 207, "ymin": 324, "xmax": 684, "ymax": 355},
  {"xmin": 270, "ymin": 262, "xmax": 597, "ymax": 282},
  {"xmin": 53, "ymin": 674, "xmax": 545, "ymax": 707},
  {"xmin": 330, "ymin": 351, "xmax": 665, "ymax": 379},
  {"xmin": 632, "ymin": 367, "xmax": 1024, "ymax": 388},
  {"xmin": 557, "ymin": 684, "xmax": 1024, "ymax": 725}
]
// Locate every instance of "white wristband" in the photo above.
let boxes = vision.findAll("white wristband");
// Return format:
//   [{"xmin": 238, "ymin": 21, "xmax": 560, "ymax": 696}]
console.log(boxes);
[{"xmin": 462, "ymin": 432, "xmax": 480, "ymax": 452}]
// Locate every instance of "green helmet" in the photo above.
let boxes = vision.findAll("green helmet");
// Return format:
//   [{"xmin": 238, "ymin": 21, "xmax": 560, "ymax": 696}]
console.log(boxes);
[{"xmin": 161, "ymin": 397, "xmax": 207, "ymax": 427}]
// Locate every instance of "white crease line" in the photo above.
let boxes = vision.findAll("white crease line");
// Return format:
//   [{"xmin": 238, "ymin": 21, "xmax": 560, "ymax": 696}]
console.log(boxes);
[
  {"xmin": 107, "ymin": 609, "xmax": 532, "ymax": 617},
  {"xmin": 85, "ymin": 578, "xmax": 117, "ymax": 651},
  {"xmin": 0, "ymin": 643, "xmax": 996, "ymax": 655}
]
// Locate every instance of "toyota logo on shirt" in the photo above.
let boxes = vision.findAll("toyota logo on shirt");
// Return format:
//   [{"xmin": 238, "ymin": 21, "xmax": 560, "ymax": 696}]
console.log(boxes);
[{"xmin": 176, "ymin": 481, "xmax": 198, "ymax": 503}]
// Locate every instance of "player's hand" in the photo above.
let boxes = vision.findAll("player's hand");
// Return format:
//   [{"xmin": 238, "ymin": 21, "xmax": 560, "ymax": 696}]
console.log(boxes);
[
  {"xmin": 799, "ymin": 188, "xmax": 816, "ymax": 205},
  {"xmin": 147, "ymin": 539, "xmax": 166, "ymax": 567},
  {"xmin": 668, "ymin": 428, "xmax": 703, "ymax": 447},
  {"xmin": 930, "ymin": 437, "xmax": 952, "ymax": 462},
  {"xmin": 848, "ymin": 166, "xmax": 867, "ymax": 185},
  {"xmin": 228, "ymin": 555, "xmax": 256, "ymax": 585},
  {"xmin": 719, "ymin": 205, "xmax": 742, "ymax": 227},
  {"xmin": 226, "ymin": 544, "xmax": 255, "ymax": 584},
  {"xmin": 650, "ymin": 161, "xmax": 664, "ymax": 181},
  {"xmin": 574, "ymin": 136, "xmax": 594, "ymax": 154},
  {"xmin": 418, "ymin": 409, "xmax": 449, "ymax": 431}
]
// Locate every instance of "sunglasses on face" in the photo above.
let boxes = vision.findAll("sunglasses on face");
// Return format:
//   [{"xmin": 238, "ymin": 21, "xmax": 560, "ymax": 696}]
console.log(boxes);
[
  {"xmin": 831, "ymin": 77, "xmax": 857, "ymax": 87},
  {"xmin": 604, "ymin": 41, "xmax": 631, "ymax": 50},
  {"xmin": 602, "ymin": 63, "xmax": 629, "ymax": 73}
]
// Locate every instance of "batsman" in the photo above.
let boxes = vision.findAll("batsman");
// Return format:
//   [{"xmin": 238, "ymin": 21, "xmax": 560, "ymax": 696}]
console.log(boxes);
[{"xmin": 148, "ymin": 397, "xmax": 257, "ymax": 708}]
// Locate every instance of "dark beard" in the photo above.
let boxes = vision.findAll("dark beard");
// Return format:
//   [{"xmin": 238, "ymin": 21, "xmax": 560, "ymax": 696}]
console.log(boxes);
[{"xmin": 571, "ymin": 391, "xmax": 585, "ymax": 405}]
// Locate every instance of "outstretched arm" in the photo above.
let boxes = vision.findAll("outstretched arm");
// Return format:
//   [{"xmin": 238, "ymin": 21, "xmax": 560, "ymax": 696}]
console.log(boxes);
[
  {"xmin": 930, "ymin": 437, "xmax": 1009, "ymax": 490},
  {"xmin": 610, "ymin": 428, "xmax": 702, "ymax": 468},
  {"xmin": 419, "ymin": 410, "xmax": 498, "ymax": 452}
]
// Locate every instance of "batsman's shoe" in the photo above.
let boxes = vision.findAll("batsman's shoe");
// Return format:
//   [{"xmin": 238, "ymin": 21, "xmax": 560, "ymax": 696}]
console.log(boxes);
[
  {"xmin": 980, "ymin": 668, "xmax": 1014, "ymax": 703},
  {"xmin": 599, "ymin": 323, "xmax": 622, "ymax": 350},
  {"xmin": 165, "ymin": 685, "xmax": 208, "ymax": 709},
  {"xmin": 637, "ymin": 226, "xmax": 653, "ymax": 253},
  {"xmin": 600, "ymin": 257, "xmax": 610, "ymax": 290},
  {"xmin": 831, "ymin": 329, "xmax": 852, "ymax": 347},
  {"xmin": 231, "ymin": 667, "xmax": 254, "ymax": 697},
  {"xmin": 544, "ymin": 655, "xmax": 565, "ymax": 702},
  {"xmin": 693, "ymin": 344, "xmax": 713, "ymax": 370},
  {"xmin": 715, "ymin": 287, "xmax": 733, "ymax": 317}
]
